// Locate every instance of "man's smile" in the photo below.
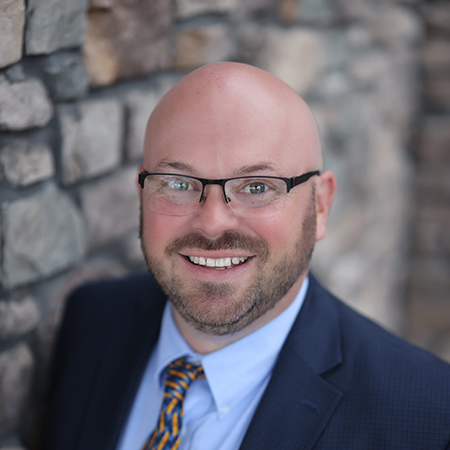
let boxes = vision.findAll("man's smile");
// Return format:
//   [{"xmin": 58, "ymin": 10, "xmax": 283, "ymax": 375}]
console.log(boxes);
[{"xmin": 186, "ymin": 255, "xmax": 250, "ymax": 269}]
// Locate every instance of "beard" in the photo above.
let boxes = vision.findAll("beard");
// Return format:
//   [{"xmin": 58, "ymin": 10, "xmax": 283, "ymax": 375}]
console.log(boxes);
[{"xmin": 140, "ymin": 194, "xmax": 316, "ymax": 336}]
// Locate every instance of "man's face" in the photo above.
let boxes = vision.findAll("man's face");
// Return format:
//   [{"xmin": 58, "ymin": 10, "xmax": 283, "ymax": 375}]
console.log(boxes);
[
  {"xmin": 139, "ymin": 65, "xmax": 326, "ymax": 336},
  {"xmin": 141, "ymin": 195, "xmax": 317, "ymax": 335}
]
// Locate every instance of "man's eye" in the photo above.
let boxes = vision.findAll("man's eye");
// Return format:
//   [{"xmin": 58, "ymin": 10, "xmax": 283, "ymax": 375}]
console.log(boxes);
[
  {"xmin": 242, "ymin": 182, "xmax": 268, "ymax": 194},
  {"xmin": 167, "ymin": 179, "xmax": 193, "ymax": 191}
]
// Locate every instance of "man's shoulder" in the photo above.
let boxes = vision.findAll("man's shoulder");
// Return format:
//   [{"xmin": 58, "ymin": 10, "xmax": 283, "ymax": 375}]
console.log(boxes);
[
  {"xmin": 45, "ymin": 272, "xmax": 166, "ymax": 449},
  {"xmin": 60, "ymin": 271, "xmax": 166, "ymax": 336},
  {"xmin": 51, "ymin": 272, "xmax": 166, "ymax": 382},
  {"xmin": 67, "ymin": 271, "xmax": 164, "ymax": 309},
  {"xmin": 310, "ymin": 275, "xmax": 450, "ymax": 383},
  {"xmin": 296, "ymin": 277, "xmax": 450, "ymax": 446}
]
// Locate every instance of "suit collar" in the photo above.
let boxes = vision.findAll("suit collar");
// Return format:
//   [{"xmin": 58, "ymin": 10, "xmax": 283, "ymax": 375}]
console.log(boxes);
[
  {"xmin": 239, "ymin": 273, "xmax": 343, "ymax": 450},
  {"xmin": 284, "ymin": 273, "xmax": 342, "ymax": 374}
]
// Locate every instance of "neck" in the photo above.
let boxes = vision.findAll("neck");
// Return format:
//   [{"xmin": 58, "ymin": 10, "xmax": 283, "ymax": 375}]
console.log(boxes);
[{"xmin": 171, "ymin": 273, "xmax": 307, "ymax": 354}]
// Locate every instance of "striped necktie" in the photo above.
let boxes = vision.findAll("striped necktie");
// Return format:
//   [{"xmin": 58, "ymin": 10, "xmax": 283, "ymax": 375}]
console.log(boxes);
[{"xmin": 141, "ymin": 357, "xmax": 206, "ymax": 450}]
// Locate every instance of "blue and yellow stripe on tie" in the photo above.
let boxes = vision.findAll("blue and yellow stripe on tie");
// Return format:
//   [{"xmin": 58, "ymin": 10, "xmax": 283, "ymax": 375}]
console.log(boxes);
[{"xmin": 141, "ymin": 357, "xmax": 205, "ymax": 450}]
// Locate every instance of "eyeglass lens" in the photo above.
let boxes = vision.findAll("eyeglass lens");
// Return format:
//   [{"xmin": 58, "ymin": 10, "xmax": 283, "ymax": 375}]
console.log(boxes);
[{"xmin": 142, "ymin": 174, "xmax": 288, "ymax": 218}]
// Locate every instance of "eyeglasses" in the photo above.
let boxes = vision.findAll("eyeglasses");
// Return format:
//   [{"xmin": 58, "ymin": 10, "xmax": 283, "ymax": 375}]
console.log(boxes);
[{"xmin": 138, "ymin": 170, "xmax": 320, "ymax": 219}]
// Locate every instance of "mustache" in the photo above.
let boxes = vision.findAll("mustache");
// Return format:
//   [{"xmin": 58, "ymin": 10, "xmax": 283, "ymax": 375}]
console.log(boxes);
[{"xmin": 165, "ymin": 231, "xmax": 269, "ymax": 257}]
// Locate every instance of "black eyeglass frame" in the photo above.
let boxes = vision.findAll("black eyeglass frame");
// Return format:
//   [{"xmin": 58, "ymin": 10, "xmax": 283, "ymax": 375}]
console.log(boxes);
[{"xmin": 138, "ymin": 170, "xmax": 321, "ymax": 204}]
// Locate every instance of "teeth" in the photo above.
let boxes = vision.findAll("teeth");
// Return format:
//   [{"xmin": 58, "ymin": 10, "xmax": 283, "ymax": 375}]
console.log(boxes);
[{"xmin": 188, "ymin": 256, "xmax": 249, "ymax": 268}]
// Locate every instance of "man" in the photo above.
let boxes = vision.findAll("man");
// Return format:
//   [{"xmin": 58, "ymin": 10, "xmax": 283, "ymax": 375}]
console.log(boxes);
[{"xmin": 44, "ymin": 63, "xmax": 450, "ymax": 449}]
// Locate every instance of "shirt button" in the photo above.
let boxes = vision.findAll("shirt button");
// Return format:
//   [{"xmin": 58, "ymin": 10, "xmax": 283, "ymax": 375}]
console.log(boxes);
[{"xmin": 220, "ymin": 405, "xmax": 230, "ymax": 415}]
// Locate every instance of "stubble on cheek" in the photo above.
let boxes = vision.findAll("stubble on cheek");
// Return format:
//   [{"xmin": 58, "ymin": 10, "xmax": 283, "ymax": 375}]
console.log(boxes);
[
  {"xmin": 141, "ymin": 231, "xmax": 268, "ymax": 334},
  {"xmin": 139, "ymin": 192, "xmax": 316, "ymax": 336}
]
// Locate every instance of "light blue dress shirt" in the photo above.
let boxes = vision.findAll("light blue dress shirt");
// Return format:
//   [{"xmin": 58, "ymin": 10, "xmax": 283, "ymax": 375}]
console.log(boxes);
[{"xmin": 117, "ymin": 277, "xmax": 309, "ymax": 450}]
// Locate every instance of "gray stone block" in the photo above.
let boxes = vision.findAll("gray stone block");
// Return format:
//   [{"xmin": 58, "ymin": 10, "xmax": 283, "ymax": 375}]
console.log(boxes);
[
  {"xmin": 5, "ymin": 63, "xmax": 26, "ymax": 82},
  {"xmin": 59, "ymin": 99, "xmax": 124, "ymax": 184},
  {"xmin": 279, "ymin": 0, "xmax": 337, "ymax": 24},
  {"xmin": 173, "ymin": 24, "xmax": 237, "ymax": 69},
  {"xmin": 425, "ymin": 75, "xmax": 450, "ymax": 109},
  {"xmin": 124, "ymin": 231, "xmax": 145, "ymax": 267},
  {"xmin": 126, "ymin": 81, "xmax": 177, "ymax": 160},
  {"xmin": 424, "ymin": 2, "xmax": 450, "ymax": 35},
  {"xmin": 0, "ymin": 140, "xmax": 54, "ymax": 186},
  {"xmin": 2, "ymin": 185, "xmax": 86, "ymax": 288},
  {"xmin": 44, "ymin": 52, "xmax": 89, "ymax": 101},
  {"xmin": 417, "ymin": 164, "xmax": 450, "ymax": 205},
  {"xmin": 0, "ymin": 72, "xmax": 53, "ymax": 131},
  {"xmin": 83, "ymin": 0, "xmax": 173, "ymax": 87},
  {"xmin": 418, "ymin": 116, "xmax": 450, "ymax": 163},
  {"xmin": 25, "ymin": 0, "xmax": 89, "ymax": 55},
  {"xmin": 350, "ymin": 50, "xmax": 390, "ymax": 85},
  {"xmin": 176, "ymin": 0, "xmax": 238, "ymax": 19},
  {"xmin": 126, "ymin": 90, "xmax": 160, "ymax": 161},
  {"xmin": 415, "ymin": 208, "xmax": 450, "ymax": 255},
  {"xmin": 81, "ymin": 167, "xmax": 140, "ymax": 247},
  {"xmin": 90, "ymin": 0, "xmax": 113, "ymax": 7},
  {"xmin": 300, "ymin": 0, "xmax": 337, "ymax": 23},
  {"xmin": 0, "ymin": 0, "xmax": 25, "ymax": 68},
  {"xmin": 367, "ymin": 6, "xmax": 423, "ymax": 46},
  {"xmin": 254, "ymin": 27, "xmax": 325, "ymax": 94},
  {"xmin": 323, "ymin": 31, "xmax": 350, "ymax": 71},
  {"xmin": 423, "ymin": 39, "xmax": 450, "ymax": 74},
  {"xmin": 0, "ymin": 297, "xmax": 40, "ymax": 340},
  {"xmin": 0, "ymin": 344, "xmax": 34, "ymax": 434}
]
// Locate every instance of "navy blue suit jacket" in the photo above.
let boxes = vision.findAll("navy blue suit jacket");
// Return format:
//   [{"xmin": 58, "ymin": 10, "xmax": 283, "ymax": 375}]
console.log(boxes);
[{"xmin": 44, "ymin": 272, "xmax": 450, "ymax": 449}]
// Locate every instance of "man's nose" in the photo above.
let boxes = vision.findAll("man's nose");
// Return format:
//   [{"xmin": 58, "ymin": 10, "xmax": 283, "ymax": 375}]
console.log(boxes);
[{"xmin": 190, "ymin": 185, "xmax": 240, "ymax": 238}]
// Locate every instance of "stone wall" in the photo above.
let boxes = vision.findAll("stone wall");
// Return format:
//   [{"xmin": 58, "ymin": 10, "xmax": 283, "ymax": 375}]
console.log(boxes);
[
  {"xmin": 0, "ymin": 0, "xmax": 447, "ymax": 447},
  {"xmin": 404, "ymin": 0, "xmax": 450, "ymax": 361}
]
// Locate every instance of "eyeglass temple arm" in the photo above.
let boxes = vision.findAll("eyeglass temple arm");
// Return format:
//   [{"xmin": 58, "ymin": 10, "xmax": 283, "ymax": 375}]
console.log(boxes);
[
  {"xmin": 288, "ymin": 171, "xmax": 321, "ymax": 192},
  {"xmin": 138, "ymin": 172, "xmax": 147, "ymax": 188}
]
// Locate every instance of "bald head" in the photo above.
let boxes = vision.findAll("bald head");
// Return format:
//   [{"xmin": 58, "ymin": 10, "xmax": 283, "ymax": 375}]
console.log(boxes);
[{"xmin": 144, "ymin": 62, "xmax": 322, "ymax": 176}]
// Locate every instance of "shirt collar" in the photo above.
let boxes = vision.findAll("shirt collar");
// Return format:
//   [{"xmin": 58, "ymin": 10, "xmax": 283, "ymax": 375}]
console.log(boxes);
[{"xmin": 154, "ymin": 276, "xmax": 309, "ymax": 417}]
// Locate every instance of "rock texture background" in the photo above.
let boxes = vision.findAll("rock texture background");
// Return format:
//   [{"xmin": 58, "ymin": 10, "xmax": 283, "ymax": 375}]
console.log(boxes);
[{"xmin": 0, "ymin": 0, "xmax": 449, "ymax": 447}]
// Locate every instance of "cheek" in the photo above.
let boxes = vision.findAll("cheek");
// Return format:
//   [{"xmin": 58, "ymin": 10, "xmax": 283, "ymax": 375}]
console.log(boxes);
[
  {"xmin": 141, "ymin": 201, "xmax": 306, "ymax": 254},
  {"xmin": 252, "ymin": 199, "xmax": 310, "ymax": 250},
  {"xmin": 250, "ymin": 217, "xmax": 297, "ymax": 250},
  {"xmin": 142, "ymin": 210, "xmax": 189, "ymax": 253}
]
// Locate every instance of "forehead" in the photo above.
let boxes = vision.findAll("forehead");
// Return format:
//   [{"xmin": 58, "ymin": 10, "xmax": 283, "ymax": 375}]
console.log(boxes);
[{"xmin": 144, "ymin": 68, "xmax": 319, "ymax": 177}]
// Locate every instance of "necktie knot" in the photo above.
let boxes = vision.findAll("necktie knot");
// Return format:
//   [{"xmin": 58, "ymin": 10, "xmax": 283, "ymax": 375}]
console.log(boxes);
[
  {"xmin": 141, "ymin": 357, "xmax": 205, "ymax": 450},
  {"xmin": 164, "ymin": 358, "xmax": 205, "ymax": 402}
]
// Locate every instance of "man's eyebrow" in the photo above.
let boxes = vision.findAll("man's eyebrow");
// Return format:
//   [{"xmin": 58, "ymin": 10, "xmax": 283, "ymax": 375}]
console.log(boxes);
[
  {"xmin": 235, "ymin": 163, "xmax": 278, "ymax": 176},
  {"xmin": 152, "ymin": 161, "xmax": 278, "ymax": 177},
  {"xmin": 152, "ymin": 160, "xmax": 197, "ymax": 173}
]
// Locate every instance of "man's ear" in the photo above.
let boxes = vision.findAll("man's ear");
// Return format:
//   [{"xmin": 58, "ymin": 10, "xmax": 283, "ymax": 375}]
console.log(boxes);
[{"xmin": 315, "ymin": 170, "xmax": 337, "ymax": 242}]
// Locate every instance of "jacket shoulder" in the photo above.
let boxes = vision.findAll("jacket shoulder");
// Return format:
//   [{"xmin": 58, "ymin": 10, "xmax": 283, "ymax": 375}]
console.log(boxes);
[
  {"xmin": 309, "ymin": 275, "xmax": 449, "ymax": 370},
  {"xmin": 305, "ymin": 276, "xmax": 450, "ymax": 447},
  {"xmin": 61, "ymin": 271, "xmax": 165, "ymax": 329},
  {"xmin": 44, "ymin": 272, "xmax": 166, "ymax": 450}
]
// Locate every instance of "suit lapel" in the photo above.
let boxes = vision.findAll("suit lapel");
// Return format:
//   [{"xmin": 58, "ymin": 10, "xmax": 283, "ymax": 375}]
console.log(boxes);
[
  {"xmin": 77, "ymin": 281, "xmax": 166, "ymax": 450},
  {"xmin": 240, "ymin": 275, "xmax": 343, "ymax": 450}
]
